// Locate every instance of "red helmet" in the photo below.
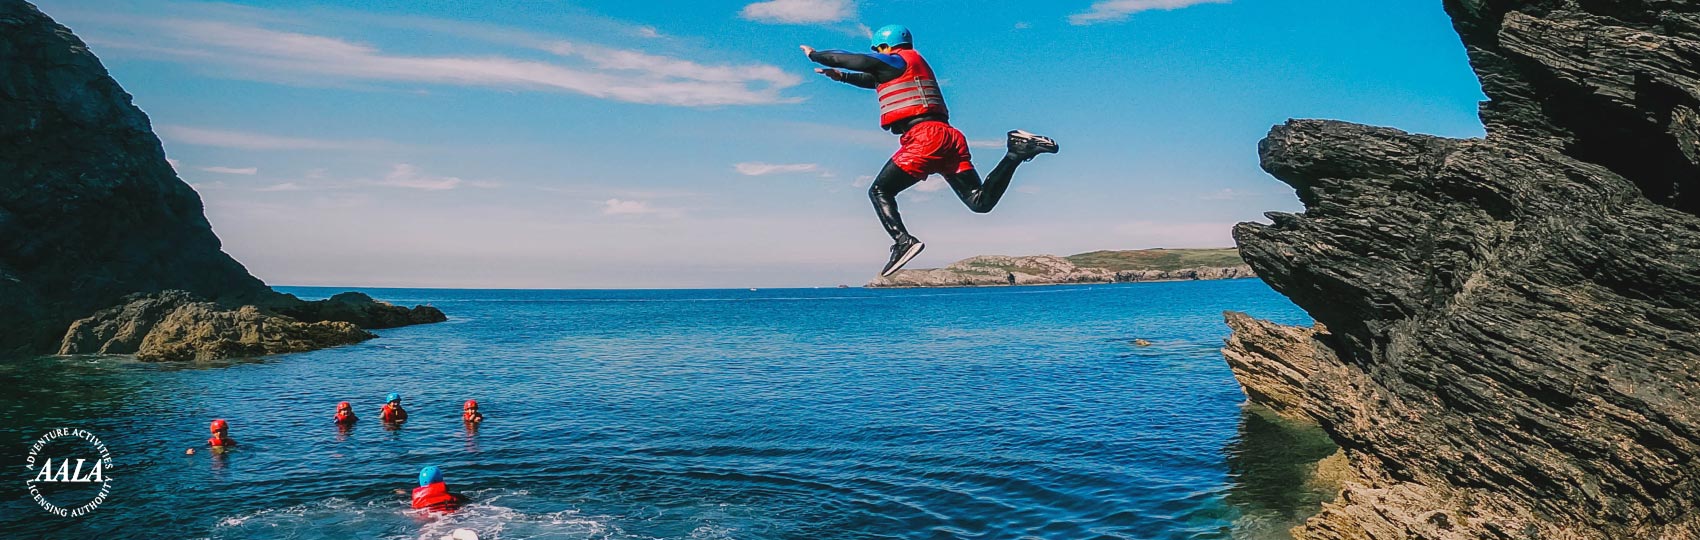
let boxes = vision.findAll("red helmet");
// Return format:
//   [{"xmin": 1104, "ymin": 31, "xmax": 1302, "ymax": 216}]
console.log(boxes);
[
  {"xmin": 337, "ymin": 401, "xmax": 352, "ymax": 410},
  {"xmin": 210, "ymin": 419, "xmax": 228, "ymax": 432},
  {"xmin": 463, "ymin": 399, "xmax": 478, "ymax": 409}
]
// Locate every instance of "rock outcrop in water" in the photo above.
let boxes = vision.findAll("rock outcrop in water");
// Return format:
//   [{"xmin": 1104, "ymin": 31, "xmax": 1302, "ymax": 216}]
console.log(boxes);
[
  {"xmin": 1225, "ymin": 1, "xmax": 1700, "ymax": 538},
  {"xmin": 868, "ymin": 248, "xmax": 1254, "ymax": 288},
  {"xmin": 0, "ymin": 1, "xmax": 444, "ymax": 360}
]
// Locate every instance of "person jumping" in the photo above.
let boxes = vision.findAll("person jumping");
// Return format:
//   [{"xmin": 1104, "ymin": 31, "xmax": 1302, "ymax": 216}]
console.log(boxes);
[{"xmin": 802, "ymin": 24, "xmax": 1058, "ymax": 276}]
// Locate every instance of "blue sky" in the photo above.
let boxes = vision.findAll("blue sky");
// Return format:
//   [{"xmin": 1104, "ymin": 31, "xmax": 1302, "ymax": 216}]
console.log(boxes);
[{"xmin": 40, "ymin": 0, "xmax": 1486, "ymax": 288}]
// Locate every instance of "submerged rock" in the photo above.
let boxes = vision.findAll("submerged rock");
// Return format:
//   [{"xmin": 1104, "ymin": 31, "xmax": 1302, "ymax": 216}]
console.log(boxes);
[
  {"xmin": 1226, "ymin": 1, "xmax": 1700, "ymax": 537},
  {"xmin": 1, "ymin": 2, "xmax": 445, "ymax": 360}
]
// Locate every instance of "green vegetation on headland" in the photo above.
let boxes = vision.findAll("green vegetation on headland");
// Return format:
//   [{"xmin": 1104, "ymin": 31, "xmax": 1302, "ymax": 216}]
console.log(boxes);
[
  {"xmin": 868, "ymin": 248, "xmax": 1254, "ymax": 288},
  {"xmin": 1064, "ymin": 248, "xmax": 1246, "ymax": 272}
]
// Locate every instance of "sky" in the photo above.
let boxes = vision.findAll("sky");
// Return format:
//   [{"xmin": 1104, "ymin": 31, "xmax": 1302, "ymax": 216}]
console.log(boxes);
[{"xmin": 37, "ymin": 0, "xmax": 1488, "ymax": 289}]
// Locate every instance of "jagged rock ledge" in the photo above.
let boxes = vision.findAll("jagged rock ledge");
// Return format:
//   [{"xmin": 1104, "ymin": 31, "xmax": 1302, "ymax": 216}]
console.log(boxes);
[
  {"xmin": 1220, "ymin": 0, "xmax": 1700, "ymax": 536},
  {"xmin": 868, "ymin": 249, "xmax": 1254, "ymax": 288}
]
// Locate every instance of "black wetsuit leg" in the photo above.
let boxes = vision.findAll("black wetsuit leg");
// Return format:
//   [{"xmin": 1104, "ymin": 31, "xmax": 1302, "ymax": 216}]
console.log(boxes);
[
  {"xmin": 869, "ymin": 160, "xmax": 923, "ymax": 242},
  {"xmin": 942, "ymin": 153, "xmax": 1023, "ymax": 213}
]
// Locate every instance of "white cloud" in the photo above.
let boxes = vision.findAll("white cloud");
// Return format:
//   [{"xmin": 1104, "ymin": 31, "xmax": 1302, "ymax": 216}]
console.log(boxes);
[
  {"xmin": 201, "ymin": 166, "xmax": 258, "ymax": 175},
  {"xmin": 158, "ymin": 125, "xmax": 394, "ymax": 151},
  {"xmin": 1069, "ymin": 0, "xmax": 1230, "ymax": 25},
  {"xmin": 734, "ymin": 162, "xmax": 821, "ymax": 176},
  {"xmin": 87, "ymin": 16, "xmax": 801, "ymax": 107},
  {"xmin": 376, "ymin": 164, "xmax": 462, "ymax": 190},
  {"xmin": 636, "ymin": 26, "xmax": 662, "ymax": 38},
  {"xmin": 1014, "ymin": 22, "xmax": 1032, "ymax": 30},
  {"xmin": 968, "ymin": 139, "xmax": 1004, "ymax": 149},
  {"xmin": 257, "ymin": 182, "xmax": 303, "ymax": 192},
  {"xmin": 740, "ymin": 0, "xmax": 855, "ymax": 24},
  {"xmin": 602, "ymin": 198, "xmax": 660, "ymax": 215},
  {"xmin": 852, "ymin": 175, "xmax": 874, "ymax": 188}
]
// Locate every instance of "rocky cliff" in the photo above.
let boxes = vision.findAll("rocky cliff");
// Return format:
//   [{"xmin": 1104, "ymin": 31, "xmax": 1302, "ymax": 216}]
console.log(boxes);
[
  {"xmin": 1, "ymin": 1, "xmax": 443, "ymax": 360},
  {"xmin": 867, "ymin": 248, "xmax": 1254, "ymax": 288},
  {"xmin": 1225, "ymin": 1, "xmax": 1700, "ymax": 538}
]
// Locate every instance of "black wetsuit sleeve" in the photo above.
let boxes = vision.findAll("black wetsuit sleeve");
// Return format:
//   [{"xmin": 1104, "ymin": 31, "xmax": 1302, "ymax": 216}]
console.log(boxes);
[
  {"xmin": 809, "ymin": 50, "xmax": 904, "ymax": 86},
  {"xmin": 824, "ymin": 70, "xmax": 879, "ymax": 89}
]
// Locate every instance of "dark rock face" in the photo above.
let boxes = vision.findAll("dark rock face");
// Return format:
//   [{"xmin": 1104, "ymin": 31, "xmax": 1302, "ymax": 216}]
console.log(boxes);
[
  {"xmin": 1, "ymin": 1, "xmax": 445, "ymax": 360},
  {"xmin": 0, "ymin": 0, "xmax": 270, "ymax": 355},
  {"xmin": 1229, "ymin": 1, "xmax": 1700, "ymax": 537}
]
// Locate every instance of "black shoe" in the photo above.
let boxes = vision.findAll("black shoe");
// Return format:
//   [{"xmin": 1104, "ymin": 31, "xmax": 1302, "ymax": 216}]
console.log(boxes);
[
  {"xmin": 1007, "ymin": 130, "xmax": 1059, "ymax": 162},
  {"xmin": 881, "ymin": 237, "xmax": 925, "ymax": 277}
]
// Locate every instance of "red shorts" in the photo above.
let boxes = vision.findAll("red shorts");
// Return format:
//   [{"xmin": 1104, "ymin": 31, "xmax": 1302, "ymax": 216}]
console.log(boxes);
[{"xmin": 892, "ymin": 120, "xmax": 973, "ymax": 177}]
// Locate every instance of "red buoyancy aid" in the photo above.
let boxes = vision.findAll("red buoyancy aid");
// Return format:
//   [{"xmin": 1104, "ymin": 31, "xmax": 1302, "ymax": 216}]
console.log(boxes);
[
  {"xmin": 875, "ymin": 49, "xmax": 948, "ymax": 129},
  {"xmin": 208, "ymin": 435, "xmax": 236, "ymax": 447},
  {"xmin": 381, "ymin": 404, "xmax": 406, "ymax": 423},
  {"xmin": 412, "ymin": 481, "xmax": 456, "ymax": 509},
  {"xmin": 334, "ymin": 412, "xmax": 356, "ymax": 424}
]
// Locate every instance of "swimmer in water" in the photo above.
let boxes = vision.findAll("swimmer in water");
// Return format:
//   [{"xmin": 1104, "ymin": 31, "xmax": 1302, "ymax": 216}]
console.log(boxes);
[
  {"xmin": 409, "ymin": 465, "xmax": 467, "ymax": 511},
  {"xmin": 380, "ymin": 392, "xmax": 408, "ymax": 424},
  {"xmin": 208, "ymin": 419, "xmax": 237, "ymax": 448},
  {"xmin": 334, "ymin": 401, "xmax": 358, "ymax": 425},
  {"xmin": 462, "ymin": 399, "xmax": 484, "ymax": 424}
]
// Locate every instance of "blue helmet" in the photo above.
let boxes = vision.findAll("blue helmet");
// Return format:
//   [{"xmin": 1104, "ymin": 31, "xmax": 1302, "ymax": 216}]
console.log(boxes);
[
  {"xmin": 386, "ymin": 392, "xmax": 400, "ymax": 403},
  {"xmin": 419, "ymin": 465, "xmax": 443, "ymax": 486},
  {"xmin": 870, "ymin": 24, "xmax": 912, "ymax": 51}
]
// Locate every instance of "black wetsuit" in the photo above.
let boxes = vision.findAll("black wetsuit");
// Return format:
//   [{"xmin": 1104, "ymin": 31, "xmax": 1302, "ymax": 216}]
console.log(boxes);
[{"xmin": 810, "ymin": 48, "xmax": 1026, "ymax": 243}]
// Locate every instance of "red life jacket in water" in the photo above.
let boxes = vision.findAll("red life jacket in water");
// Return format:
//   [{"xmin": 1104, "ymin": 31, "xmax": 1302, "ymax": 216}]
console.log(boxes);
[
  {"xmin": 208, "ymin": 434, "xmax": 236, "ymax": 447},
  {"xmin": 381, "ymin": 404, "xmax": 407, "ymax": 423},
  {"xmin": 334, "ymin": 412, "xmax": 356, "ymax": 425},
  {"xmin": 876, "ymin": 48, "xmax": 948, "ymax": 129},
  {"xmin": 412, "ymin": 481, "xmax": 456, "ymax": 509}
]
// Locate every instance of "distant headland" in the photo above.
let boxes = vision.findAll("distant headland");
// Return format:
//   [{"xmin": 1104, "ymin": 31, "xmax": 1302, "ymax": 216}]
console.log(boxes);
[{"xmin": 866, "ymin": 248, "xmax": 1254, "ymax": 288}]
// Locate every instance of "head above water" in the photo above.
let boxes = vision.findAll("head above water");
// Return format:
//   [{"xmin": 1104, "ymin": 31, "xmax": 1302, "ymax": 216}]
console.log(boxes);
[
  {"xmin": 209, "ymin": 419, "xmax": 228, "ymax": 433},
  {"xmin": 463, "ymin": 399, "xmax": 478, "ymax": 410},
  {"xmin": 337, "ymin": 401, "xmax": 352, "ymax": 411},
  {"xmin": 386, "ymin": 392, "xmax": 401, "ymax": 404},
  {"xmin": 870, "ymin": 24, "xmax": 912, "ymax": 53},
  {"xmin": 419, "ymin": 465, "xmax": 444, "ymax": 487}
]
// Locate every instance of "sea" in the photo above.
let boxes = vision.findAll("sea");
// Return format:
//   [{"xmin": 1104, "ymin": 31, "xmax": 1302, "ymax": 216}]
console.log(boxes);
[{"xmin": 0, "ymin": 278, "xmax": 1333, "ymax": 539}]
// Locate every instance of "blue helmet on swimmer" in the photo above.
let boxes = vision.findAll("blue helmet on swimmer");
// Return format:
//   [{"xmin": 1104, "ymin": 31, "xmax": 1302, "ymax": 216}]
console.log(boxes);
[
  {"xmin": 419, "ymin": 465, "xmax": 443, "ymax": 487},
  {"xmin": 870, "ymin": 24, "xmax": 912, "ymax": 51},
  {"xmin": 386, "ymin": 392, "xmax": 400, "ymax": 404}
]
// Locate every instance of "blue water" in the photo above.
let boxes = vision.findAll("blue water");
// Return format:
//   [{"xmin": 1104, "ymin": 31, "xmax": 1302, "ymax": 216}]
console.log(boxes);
[{"xmin": 0, "ymin": 279, "xmax": 1328, "ymax": 539}]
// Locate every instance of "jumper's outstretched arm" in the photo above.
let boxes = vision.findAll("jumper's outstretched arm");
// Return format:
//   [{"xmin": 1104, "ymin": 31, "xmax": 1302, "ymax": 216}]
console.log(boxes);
[{"xmin": 801, "ymin": 45, "xmax": 904, "ymax": 90}]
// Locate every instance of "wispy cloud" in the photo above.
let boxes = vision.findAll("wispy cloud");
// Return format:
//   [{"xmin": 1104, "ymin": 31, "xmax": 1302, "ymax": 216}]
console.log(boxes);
[
  {"xmin": 1070, "ymin": 0, "xmax": 1230, "ymax": 25},
  {"xmin": 602, "ymin": 198, "xmax": 660, "ymax": 216},
  {"xmin": 740, "ymin": 0, "xmax": 856, "ymax": 24},
  {"xmin": 376, "ymin": 164, "xmax": 462, "ymax": 190},
  {"xmin": 83, "ymin": 13, "xmax": 801, "ymax": 107},
  {"xmin": 1200, "ymin": 188, "xmax": 1243, "ymax": 200},
  {"xmin": 158, "ymin": 125, "xmax": 395, "ymax": 151},
  {"xmin": 257, "ymin": 182, "xmax": 304, "ymax": 192},
  {"xmin": 734, "ymin": 162, "xmax": 821, "ymax": 176},
  {"xmin": 200, "ymin": 166, "xmax": 259, "ymax": 175}
]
